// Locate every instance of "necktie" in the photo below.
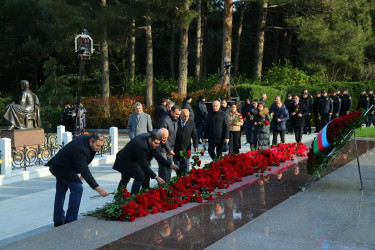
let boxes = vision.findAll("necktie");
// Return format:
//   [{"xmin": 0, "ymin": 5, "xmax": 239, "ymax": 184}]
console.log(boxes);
[{"xmin": 182, "ymin": 122, "xmax": 185, "ymax": 129}]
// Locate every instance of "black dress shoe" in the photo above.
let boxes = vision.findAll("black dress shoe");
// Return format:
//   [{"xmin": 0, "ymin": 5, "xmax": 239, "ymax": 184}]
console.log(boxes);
[
  {"xmin": 54, "ymin": 222, "xmax": 64, "ymax": 227},
  {"xmin": 64, "ymin": 220, "xmax": 72, "ymax": 224}
]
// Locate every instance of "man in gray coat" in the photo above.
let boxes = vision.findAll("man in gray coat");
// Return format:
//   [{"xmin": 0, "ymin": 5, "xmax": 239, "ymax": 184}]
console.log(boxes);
[
  {"xmin": 158, "ymin": 105, "xmax": 182, "ymax": 181},
  {"xmin": 127, "ymin": 102, "xmax": 153, "ymax": 140}
]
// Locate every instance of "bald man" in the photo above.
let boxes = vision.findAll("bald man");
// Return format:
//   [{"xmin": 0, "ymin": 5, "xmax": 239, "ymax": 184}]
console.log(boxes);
[
  {"xmin": 156, "ymin": 128, "xmax": 178, "ymax": 182},
  {"xmin": 204, "ymin": 100, "xmax": 229, "ymax": 160},
  {"xmin": 174, "ymin": 109, "xmax": 198, "ymax": 174}
]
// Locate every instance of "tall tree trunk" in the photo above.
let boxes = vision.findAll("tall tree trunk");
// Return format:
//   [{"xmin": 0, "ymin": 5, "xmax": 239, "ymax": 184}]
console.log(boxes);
[
  {"xmin": 194, "ymin": 0, "xmax": 202, "ymax": 81},
  {"xmin": 178, "ymin": 0, "xmax": 189, "ymax": 96},
  {"xmin": 101, "ymin": 29, "xmax": 110, "ymax": 117},
  {"xmin": 201, "ymin": 0, "xmax": 208, "ymax": 77},
  {"xmin": 129, "ymin": 18, "xmax": 136, "ymax": 92},
  {"xmin": 221, "ymin": 0, "xmax": 233, "ymax": 88},
  {"xmin": 286, "ymin": 31, "xmax": 293, "ymax": 61},
  {"xmin": 272, "ymin": 12, "xmax": 280, "ymax": 64},
  {"xmin": 101, "ymin": 0, "xmax": 110, "ymax": 116},
  {"xmin": 233, "ymin": 3, "xmax": 246, "ymax": 75},
  {"xmin": 169, "ymin": 14, "xmax": 175, "ymax": 79},
  {"xmin": 145, "ymin": 15, "xmax": 153, "ymax": 107},
  {"xmin": 253, "ymin": 0, "xmax": 268, "ymax": 80}
]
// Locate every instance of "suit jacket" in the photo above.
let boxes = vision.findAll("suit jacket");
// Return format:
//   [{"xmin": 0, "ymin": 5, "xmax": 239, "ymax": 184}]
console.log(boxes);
[
  {"xmin": 127, "ymin": 112, "xmax": 153, "ymax": 139},
  {"xmin": 174, "ymin": 119, "xmax": 198, "ymax": 155},
  {"xmin": 292, "ymin": 102, "xmax": 308, "ymax": 128},
  {"xmin": 48, "ymin": 135, "xmax": 99, "ymax": 189},
  {"xmin": 113, "ymin": 133, "xmax": 171, "ymax": 179},
  {"xmin": 159, "ymin": 113, "xmax": 179, "ymax": 150}
]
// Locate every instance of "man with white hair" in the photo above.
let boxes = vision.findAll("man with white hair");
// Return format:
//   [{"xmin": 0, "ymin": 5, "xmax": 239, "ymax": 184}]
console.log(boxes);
[
  {"xmin": 156, "ymin": 128, "xmax": 179, "ymax": 181},
  {"xmin": 127, "ymin": 102, "xmax": 153, "ymax": 140},
  {"xmin": 204, "ymin": 100, "xmax": 229, "ymax": 160}
]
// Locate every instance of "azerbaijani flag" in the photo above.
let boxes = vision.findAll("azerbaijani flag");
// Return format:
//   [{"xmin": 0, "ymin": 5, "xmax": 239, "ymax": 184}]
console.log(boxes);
[{"xmin": 313, "ymin": 121, "xmax": 332, "ymax": 155}]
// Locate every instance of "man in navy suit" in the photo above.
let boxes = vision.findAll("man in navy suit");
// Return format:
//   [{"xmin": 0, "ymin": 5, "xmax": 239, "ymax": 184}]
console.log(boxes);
[{"xmin": 174, "ymin": 109, "xmax": 198, "ymax": 175}]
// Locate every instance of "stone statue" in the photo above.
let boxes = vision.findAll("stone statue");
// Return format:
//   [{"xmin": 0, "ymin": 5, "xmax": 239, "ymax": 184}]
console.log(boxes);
[{"xmin": 3, "ymin": 80, "xmax": 41, "ymax": 130}]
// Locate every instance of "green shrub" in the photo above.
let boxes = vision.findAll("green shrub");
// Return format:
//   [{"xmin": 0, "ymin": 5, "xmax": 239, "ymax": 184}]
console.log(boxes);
[{"xmin": 262, "ymin": 60, "xmax": 313, "ymax": 86}]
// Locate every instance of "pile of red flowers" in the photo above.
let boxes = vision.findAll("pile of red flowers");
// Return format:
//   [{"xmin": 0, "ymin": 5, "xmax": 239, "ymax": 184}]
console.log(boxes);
[
  {"xmin": 94, "ymin": 143, "xmax": 307, "ymax": 222},
  {"xmin": 307, "ymin": 109, "xmax": 367, "ymax": 175}
]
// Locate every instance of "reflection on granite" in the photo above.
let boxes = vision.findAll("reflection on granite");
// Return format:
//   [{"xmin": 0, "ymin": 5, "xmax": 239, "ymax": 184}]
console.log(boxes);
[{"xmin": 98, "ymin": 139, "xmax": 375, "ymax": 249}]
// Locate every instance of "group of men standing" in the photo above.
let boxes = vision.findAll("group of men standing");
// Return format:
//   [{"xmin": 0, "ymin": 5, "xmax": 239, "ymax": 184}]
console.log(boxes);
[{"xmin": 284, "ymin": 88, "xmax": 354, "ymax": 135}]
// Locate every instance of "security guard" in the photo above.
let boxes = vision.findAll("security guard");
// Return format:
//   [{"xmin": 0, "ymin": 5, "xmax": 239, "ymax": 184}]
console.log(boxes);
[
  {"xmin": 330, "ymin": 90, "xmax": 341, "ymax": 121},
  {"xmin": 367, "ymin": 89, "xmax": 375, "ymax": 126},
  {"xmin": 313, "ymin": 92, "xmax": 322, "ymax": 132},
  {"xmin": 336, "ymin": 89, "xmax": 343, "ymax": 99},
  {"xmin": 284, "ymin": 94, "xmax": 295, "ymax": 134},
  {"xmin": 301, "ymin": 92, "xmax": 312, "ymax": 134},
  {"xmin": 357, "ymin": 89, "xmax": 369, "ymax": 126},
  {"xmin": 318, "ymin": 90, "xmax": 333, "ymax": 128},
  {"xmin": 301, "ymin": 88, "xmax": 313, "ymax": 104},
  {"xmin": 340, "ymin": 89, "xmax": 352, "ymax": 116}
]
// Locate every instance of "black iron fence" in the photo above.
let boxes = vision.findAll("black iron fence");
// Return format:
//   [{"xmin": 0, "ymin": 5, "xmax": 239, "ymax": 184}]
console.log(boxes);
[{"xmin": 11, "ymin": 134, "xmax": 111, "ymax": 170}]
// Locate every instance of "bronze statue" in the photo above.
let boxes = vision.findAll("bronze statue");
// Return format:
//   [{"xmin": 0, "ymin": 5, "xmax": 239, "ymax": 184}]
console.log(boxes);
[{"xmin": 3, "ymin": 80, "xmax": 41, "ymax": 130}]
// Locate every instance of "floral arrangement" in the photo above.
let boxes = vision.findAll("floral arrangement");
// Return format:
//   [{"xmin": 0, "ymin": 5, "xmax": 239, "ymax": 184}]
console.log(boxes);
[
  {"xmin": 257, "ymin": 119, "xmax": 270, "ymax": 127},
  {"xmin": 247, "ymin": 112, "xmax": 254, "ymax": 119},
  {"xmin": 233, "ymin": 113, "xmax": 243, "ymax": 125},
  {"xmin": 269, "ymin": 112, "xmax": 274, "ymax": 119},
  {"xmin": 306, "ymin": 110, "xmax": 368, "ymax": 176},
  {"xmin": 87, "ymin": 142, "xmax": 307, "ymax": 222}
]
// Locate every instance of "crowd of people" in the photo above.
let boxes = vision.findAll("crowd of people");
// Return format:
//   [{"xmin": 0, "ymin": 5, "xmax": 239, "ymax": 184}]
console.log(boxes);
[{"xmin": 50, "ymin": 88, "xmax": 373, "ymax": 227}]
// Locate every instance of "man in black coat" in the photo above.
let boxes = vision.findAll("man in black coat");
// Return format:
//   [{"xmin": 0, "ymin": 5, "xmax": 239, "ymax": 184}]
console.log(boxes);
[
  {"xmin": 301, "ymin": 93, "xmax": 312, "ymax": 134},
  {"xmin": 174, "ymin": 109, "xmax": 198, "ymax": 175},
  {"xmin": 313, "ymin": 92, "xmax": 322, "ymax": 132},
  {"xmin": 195, "ymin": 95, "xmax": 208, "ymax": 144},
  {"xmin": 318, "ymin": 90, "xmax": 333, "ymax": 128},
  {"xmin": 367, "ymin": 89, "xmax": 375, "ymax": 126},
  {"xmin": 113, "ymin": 132, "xmax": 178, "ymax": 195},
  {"xmin": 330, "ymin": 90, "xmax": 341, "ymax": 121},
  {"xmin": 340, "ymin": 89, "xmax": 352, "ymax": 116},
  {"xmin": 291, "ymin": 95, "xmax": 308, "ymax": 143},
  {"xmin": 158, "ymin": 105, "xmax": 182, "ymax": 182},
  {"xmin": 204, "ymin": 100, "xmax": 229, "ymax": 160},
  {"xmin": 182, "ymin": 95, "xmax": 195, "ymax": 122},
  {"xmin": 284, "ymin": 94, "xmax": 295, "ymax": 134},
  {"xmin": 48, "ymin": 133, "xmax": 109, "ymax": 227},
  {"xmin": 357, "ymin": 89, "xmax": 369, "ymax": 126},
  {"xmin": 154, "ymin": 98, "xmax": 167, "ymax": 128}
]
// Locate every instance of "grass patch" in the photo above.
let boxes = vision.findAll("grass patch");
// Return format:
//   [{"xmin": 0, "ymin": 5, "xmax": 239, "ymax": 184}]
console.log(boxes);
[{"xmin": 355, "ymin": 126, "xmax": 375, "ymax": 138}]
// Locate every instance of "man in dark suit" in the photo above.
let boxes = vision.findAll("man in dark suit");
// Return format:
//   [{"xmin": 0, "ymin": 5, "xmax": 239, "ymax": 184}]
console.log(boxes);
[
  {"xmin": 113, "ymin": 132, "xmax": 179, "ymax": 195},
  {"xmin": 48, "ymin": 133, "xmax": 109, "ymax": 227},
  {"xmin": 291, "ymin": 95, "xmax": 308, "ymax": 143},
  {"xmin": 204, "ymin": 100, "xmax": 229, "ymax": 160},
  {"xmin": 154, "ymin": 98, "xmax": 167, "ymax": 127},
  {"xmin": 174, "ymin": 109, "xmax": 198, "ymax": 175}
]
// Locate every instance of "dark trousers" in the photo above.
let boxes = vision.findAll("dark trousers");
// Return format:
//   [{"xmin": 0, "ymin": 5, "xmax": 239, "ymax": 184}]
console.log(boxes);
[
  {"xmin": 53, "ymin": 178, "xmax": 83, "ymax": 223},
  {"xmin": 208, "ymin": 143, "xmax": 224, "ymax": 160},
  {"xmin": 367, "ymin": 113, "xmax": 374, "ymax": 127},
  {"xmin": 294, "ymin": 127, "xmax": 303, "ymax": 143},
  {"xmin": 174, "ymin": 156, "xmax": 190, "ymax": 175},
  {"xmin": 197, "ymin": 125, "xmax": 205, "ymax": 141},
  {"xmin": 158, "ymin": 152, "xmax": 172, "ymax": 182},
  {"xmin": 117, "ymin": 172, "xmax": 150, "ymax": 195},
  {"xmin": 229, "ymin": 131, "xmax": 241, "ymax": 154},
  {"xmin": 314, "ymin": 113, "xmax": 320, "ymax": 132},
  {"xmin": 286, "ymin": 115, "xmax": 293, "ymax": 133},
  {"xmin": 272, "ymin": 130, "xmax": 285, "ymax": 145},
  {"xmin": 303, "ymin": 114, "xmax": 311, "ymax": 133},
  {"xmin": 320, "ymin": 113, "xmax": 331, "ymax": 128}
]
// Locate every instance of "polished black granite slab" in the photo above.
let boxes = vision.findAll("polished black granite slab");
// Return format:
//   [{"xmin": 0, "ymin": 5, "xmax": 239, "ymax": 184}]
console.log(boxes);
[{"xmin": 98, "ymin": 139, "xmax": 375, "ymax": 249}]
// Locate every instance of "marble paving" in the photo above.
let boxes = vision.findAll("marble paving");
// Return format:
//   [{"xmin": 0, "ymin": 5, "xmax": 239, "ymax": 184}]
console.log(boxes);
[{"xmin": 2, "ymin": 133, "xmax": 374, "ymax": 249}]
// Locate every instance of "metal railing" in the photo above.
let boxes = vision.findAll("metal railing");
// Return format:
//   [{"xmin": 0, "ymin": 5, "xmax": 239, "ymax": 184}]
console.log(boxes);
[{"xmin": 11, "ymin": 134, "xmax": 112, "ymax": 170}]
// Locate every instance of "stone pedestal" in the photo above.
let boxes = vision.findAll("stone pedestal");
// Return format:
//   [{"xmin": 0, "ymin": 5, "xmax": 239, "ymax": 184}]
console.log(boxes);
[{"xmin": 0, "ymin": 128, "xmax": 44, "ymax": 148}]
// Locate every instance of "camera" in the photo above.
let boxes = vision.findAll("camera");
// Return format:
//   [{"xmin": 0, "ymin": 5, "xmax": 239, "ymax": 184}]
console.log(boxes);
[{"xmin": 223, "ymin": 57, "xmax": 232, "ymax": 71}]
